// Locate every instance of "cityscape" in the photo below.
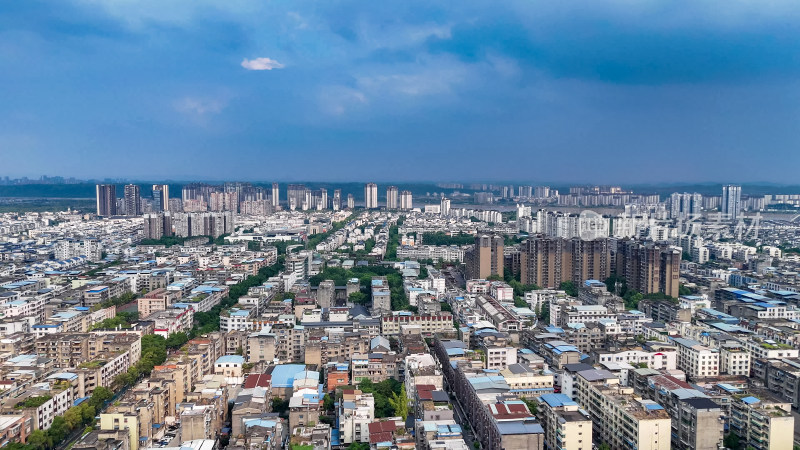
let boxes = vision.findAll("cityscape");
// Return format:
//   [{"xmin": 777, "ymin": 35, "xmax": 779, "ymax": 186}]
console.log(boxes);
[
  {"xmin": 0, "ymin": 179, "xmax": 799, "ymax": 450},
  {"xmin": 4, "ymin": 1, "xmax": 800, "ymax": 450}
]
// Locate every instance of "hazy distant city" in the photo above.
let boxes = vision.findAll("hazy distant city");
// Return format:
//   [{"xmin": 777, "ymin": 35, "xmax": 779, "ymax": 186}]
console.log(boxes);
[
  {"xmin": 0, "ymin": 176, "xmax": 799, "ymax": 450},
  {"xmin": 4, "ymin": 1, "xmax": 800, "ymax": 450}
]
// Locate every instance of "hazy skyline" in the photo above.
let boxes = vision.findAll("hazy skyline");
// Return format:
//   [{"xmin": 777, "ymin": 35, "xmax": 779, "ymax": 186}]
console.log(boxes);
[{"xmin": 2, "ymin": 1, "xmax": 800, "ymax": 182}]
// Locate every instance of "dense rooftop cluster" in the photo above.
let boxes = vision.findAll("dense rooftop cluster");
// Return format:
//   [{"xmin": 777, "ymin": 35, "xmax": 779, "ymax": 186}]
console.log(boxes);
[{"xmin": 0, "ymin": 182, "xmax": 799, "ymax": 449}]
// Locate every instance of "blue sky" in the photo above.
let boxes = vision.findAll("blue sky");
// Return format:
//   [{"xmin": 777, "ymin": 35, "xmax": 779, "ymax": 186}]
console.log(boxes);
[{"xmin": 2, "ymin": 1, "xmax": 800, "ymax": 183}]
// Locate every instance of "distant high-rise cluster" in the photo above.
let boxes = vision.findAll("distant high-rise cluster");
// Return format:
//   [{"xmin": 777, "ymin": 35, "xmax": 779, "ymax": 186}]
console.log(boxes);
[
  {"xmin": 400, "ymin": 190, "xmax": 413, "ymax": 210},
  {"xmin": 86, "ymin": 181, "xmax": 764, "ymax": 220},
  {"xmin": 440, "ymin": 197, "xmax": 451, "ymax": 216},
  {"xmin": 386, "ymin": 186, "xmax": 398, "ymax": 210},
  {"xmin": 617, "ymin": 240, "xmax": 681, "ymax": 298},
  {"xmin": 669, "ymin": 192, "xmax": 702, "ymax": 219},
  {"xmin": 722, "ymin": 184, "xmax": 742, "ymax": 220},
  {"xmin": 287, "ymin": 184, "xmax": 308, "ymax": 211},
  {"xmin": 16, "ymin": 176, "xmax": 800, "ymax": 450},
  {"xmin": 332, "ymin": 189, "xmax": 342, "ymax": 211},
  {"xmin": 519, "ymin": 236, "xmax": 610, "ymax": 288},
  {"xmin": 271, "ymin": 183, "xmax": 280, "ymax": 208},
  {"xmin": 95, "ymin": 181, "xmax": 495, "ymax": 216},
  {"xmin": 143, "ymin": 211, "xmax": 235, "ymax": 239},
  {"xmin": 123, "ymin": 184, "xmax": 141, "ymax": 216},
  {"xmin": 364, "ymin": 183, "xmax": 378, "ymax": 209},
  {"xmin": 96, "ymin": 184, "xmax": 116, "ymax": 216},
  {"xmin": 465, "ymin": 235, "xmax": 504, "ymax": 280},
  {"xmin": 152, "ymin": 184, "xmax": 169, "ymax": 212}
]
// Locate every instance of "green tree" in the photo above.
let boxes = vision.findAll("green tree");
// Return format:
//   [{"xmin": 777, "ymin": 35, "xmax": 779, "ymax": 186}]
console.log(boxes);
[
  {"xmin": 117, "ymin": 311, "xmax": 139, "ymax": 322},
  {"xmin": 271, "ymin": 397, "xmax": 289, "ymax": 417},
  {"xmin": 598, "ymin": 444, "xmax": 611, "ymax": 450},
  {"xmin": 508, "ymin": 279, "xmax": 539, "ymax": 297},
  {"xmin": 522, "ymin": 398, "xmax": 538, "ymax": 414},
  {"xmin": 539, "ymin": 301, "xmax": 550, "ymax": 322},
  {"xmin": 357, "ymin": 378, "xmax": 375, "ymax": 392},
  {"xmin": 127, "ymin": 365, "xmax": 140, "ymax": 380},
  {"xmin": 137, "ymin": 235, "xmax": 191, "ymax": 247},
  {"xmin": 624, "ymin": 291, "xmax": 644, "ymax": 310},
  {"xmin": 559, "ymin": 281, "xmax": 578, "ymax": 297},
  {"xmin": 724, "ymin": 433, "xmax": 741, "ymax": 450},
  {"xmin": 79, "ymin": 403, "xmax": 95, "ymax": 423},
  {"xmin": 323, "ymin": 394, "xmax": 335, "ymax": 412},
  {"xmin": 47, "ymin": 416, "xmax": 68, "ymax": 444},
  {"xmin": 64, "ymin": 406, "xmax": 83, "ymax": 429},
  {"xmin": 114, "ymin": 372, "xmax": 134, "ymax": 388},
  {"xmin": 357, "ymin": 378, "xmax": 404, "ymax": 417},
  {"xmin": 4, "ymin": 443, "xmax": 36, "ymax": 450},
  {"xmin": 165, "ymin": 332, "xmax": 189, "ymax": 350},
  {"xmin": 604, "ymin": 275, "xmax": 628, "ymax": 297},
  {"xmin": 389, "ymin": 386, "xmax": 409, "ymax": 420},
  {"xmin": 347, "ymin": 443, "xmax": 370, "ymax": 450},
  {"xmin": 348, "ymin": 291, "xmax": 368, "ymax": 305},
  {"xmin": 26, "ymin": 430, "xmax": 51, "ymax": 450},
  {"xmin": 420, "ymin": 232, "xmax": 475, "ymax": 246},
  {"xmin": 384, "ymin": 220, "xmax": 402, "ymax": 260},
  {"xmin": 90, "ymin": 386, "xmax": 114, "ymax": 408},
  {"xmin": 88, "ymin": 315, "xmax": 133, "ymax": 331}
]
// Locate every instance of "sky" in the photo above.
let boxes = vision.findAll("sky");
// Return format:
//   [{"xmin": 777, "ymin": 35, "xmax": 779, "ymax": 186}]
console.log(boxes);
[{"xmin": 2, "ymin": 1, "xmax": 800, "ymax": 184}]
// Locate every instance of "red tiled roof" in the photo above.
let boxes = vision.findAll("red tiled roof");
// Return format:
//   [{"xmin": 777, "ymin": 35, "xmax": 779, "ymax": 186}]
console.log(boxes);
[
  {"xmin": 370, "ymin": 431, "xmax": 394, "ymax": 444},
  {"xmin": 243, "ymin": 373, "xmax": 272, "ymax": 389},
  {"xmin": 369, "ymin": 421, "xmax": 397, "ymax": 433},
  {"xmin": 650, "ymin": 375, "xmax": 691, "ymax": 391},
  {"xmin": 489, "ymin": 402, "xmax": 534, "ymax": 421},
  {"xmin": 506, "ymin": 403, "xmax": 528, "ymax": 413}
]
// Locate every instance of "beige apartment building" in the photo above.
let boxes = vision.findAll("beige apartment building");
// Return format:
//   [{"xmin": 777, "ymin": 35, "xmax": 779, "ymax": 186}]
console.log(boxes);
[
  {"xmin": 576, "ymin": 369, "xmax": 671, "ymax": 450},
  {"xmin": 465, "ymin": 235, "xmax": 504, "ymax": 280},
  {"xmin": 539, "ymin": 393, "xmax": 592, "ymax": 450},
  {"xmin": 730, "ymin": 392, "xmax": 795, "ymax": 450},
  {"xmin": 672, "ymin": 337, "xmax": 719, "ymax": 379},
  {"xmin": 138, "ymin": 288, "xmax": 179, "ymax": 318},
  {"xmin": 519, "ymin": 237, "xmax": 611, "ymax": 289}
]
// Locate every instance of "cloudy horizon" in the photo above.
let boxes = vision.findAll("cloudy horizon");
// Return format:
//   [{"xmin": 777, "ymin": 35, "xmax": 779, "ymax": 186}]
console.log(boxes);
[{"xmin": 2, "ymin": 1, "xmax": 800, "ymax": 183}]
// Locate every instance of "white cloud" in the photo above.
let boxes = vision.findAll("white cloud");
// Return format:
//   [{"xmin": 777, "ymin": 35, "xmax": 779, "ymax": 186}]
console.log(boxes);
[
  {"xmin": 287, "ymin": 12, "xmax": 308, "ymax": 30},
  {"xmin": 241, "ymin": 57, "xmax": 285, "ymax": 71},
  {"xmin": 174, "ymin": 97, "xmax": 227, "ymax": 115},
  {"xmin": 358, "ymin": 73, "xmax": 457, "ymax": 96},
  {"xmin": 356, "ymin": 58, "xmax": 467, "ymax": 97},
  {"xmin": 319, "ymin": 87, "xmax": 368, "ymax": 116}
]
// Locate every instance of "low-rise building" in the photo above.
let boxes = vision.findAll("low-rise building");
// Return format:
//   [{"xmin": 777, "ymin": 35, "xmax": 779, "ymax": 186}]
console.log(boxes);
[
  {"xmin": 672, "ymin": 337, "xmax": 719, "ymax": 379},
  {"xmin": 575, "ymin": 369, "xmax": 671, "ymax": 450},
  {"xmin": 730, "ymin": 392, "xmax": 794, "ymax": 450},
  {"xmin": 673, "ymin": 397, "xmax": 724, "ymax": 450},
  {"xmin": 338, "ymin": 389, "xmax": 375, "ymax": 444},
  {"xmin": 538, "ymin": 393, "xmax": 592, "ymax": 450}
]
